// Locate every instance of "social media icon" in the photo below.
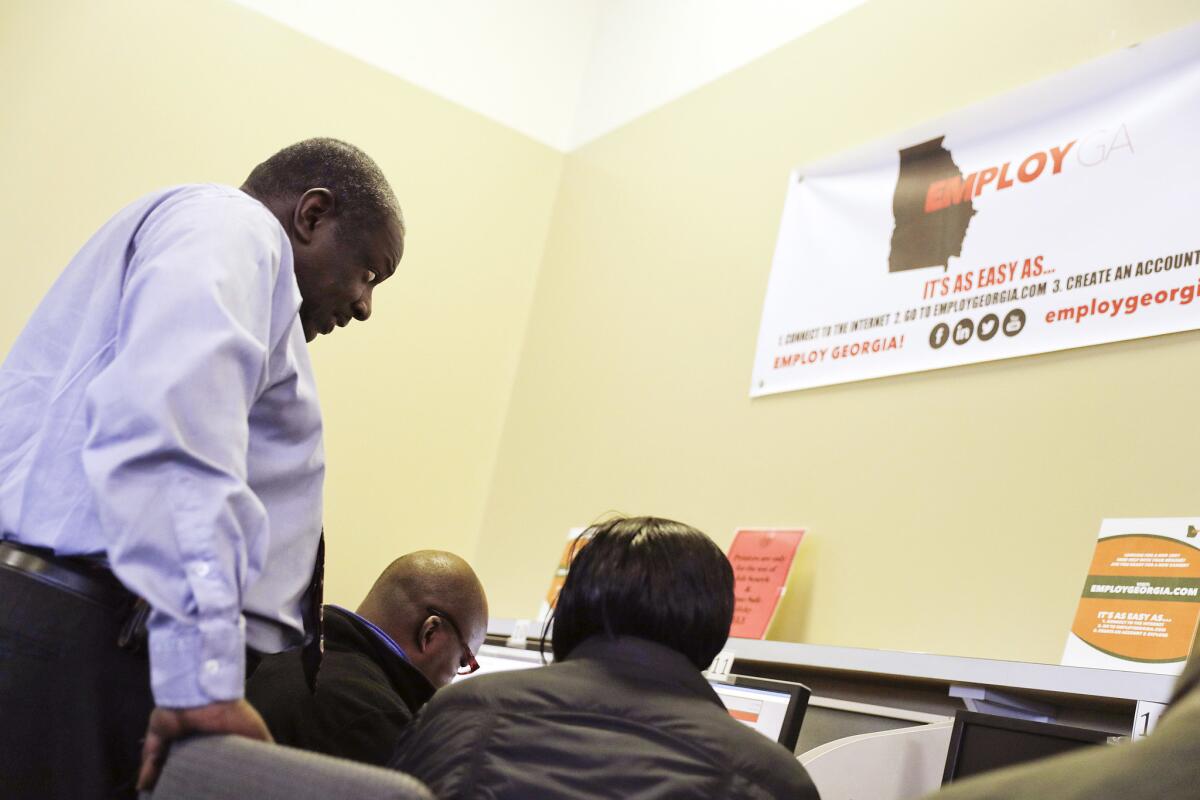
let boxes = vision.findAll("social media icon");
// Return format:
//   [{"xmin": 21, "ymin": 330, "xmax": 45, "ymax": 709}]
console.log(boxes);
[
  {"xmin": 953, "ymin": 318, "xmax": 974, "ymax": 345},
  {"xmin": 1003, "ymin": 308, "xmax": 1026, "ymax": 336},
  {"xmin": 977, "ymin": 313, "xmax": 999, "ymax": 341}
]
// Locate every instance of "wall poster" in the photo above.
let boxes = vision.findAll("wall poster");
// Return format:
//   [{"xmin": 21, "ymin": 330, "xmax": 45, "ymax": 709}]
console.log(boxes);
[
  {"xmin": 728, "ymin": 528, "xmax": 805, "ymax": 639},
  {"xmin": 1062, "ymin": 517, "xmax": 1200, "ymax": 675},
  {"xmin": 753, "ymin": 23, "xmax": 1200, "ymax": 396}
]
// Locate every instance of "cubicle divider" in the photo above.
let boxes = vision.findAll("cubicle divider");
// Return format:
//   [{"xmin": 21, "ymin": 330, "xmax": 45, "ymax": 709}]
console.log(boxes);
[
  {"xmin": 722, "ymin": 635, "xmax": 1166, "ymax": 748},
  {"xmin": 799, "ymin": 720, "xmax": 956, "ymax": 800}
]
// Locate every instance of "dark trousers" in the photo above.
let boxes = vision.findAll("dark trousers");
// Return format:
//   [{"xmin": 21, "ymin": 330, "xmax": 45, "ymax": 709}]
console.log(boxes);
[{"xmin": 0, "ymin": 563, "xmax": 153, "ymax": 799}]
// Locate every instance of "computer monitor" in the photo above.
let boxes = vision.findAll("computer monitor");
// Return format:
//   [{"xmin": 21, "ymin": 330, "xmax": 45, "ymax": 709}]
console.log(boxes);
[
  {"xmin": 708, "ymin": 674, "xmax": 810, "ymax": 751},
  {"xmin": 941, "ymin": 710, "xmax": 1111, "ymax": 785}
]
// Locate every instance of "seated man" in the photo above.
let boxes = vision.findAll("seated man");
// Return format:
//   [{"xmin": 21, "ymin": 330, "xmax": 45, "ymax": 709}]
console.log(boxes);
[
  {"xmin": 389, "ymin": 516, "xmax": 820, "ymax": 799},
  {"xmin": 925, "ymin": 623, "xmax": 1200, "ymax": 799},
  {"xmin": 246, "ymin": 550, "xmax": 487, "ymax": 766}
]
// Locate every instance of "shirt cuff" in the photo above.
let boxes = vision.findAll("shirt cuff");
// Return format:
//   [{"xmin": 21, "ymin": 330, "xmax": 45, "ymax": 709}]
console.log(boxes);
[{"xmin": 148, "ymin": 612, "xmax": 246, "ymax": 707}]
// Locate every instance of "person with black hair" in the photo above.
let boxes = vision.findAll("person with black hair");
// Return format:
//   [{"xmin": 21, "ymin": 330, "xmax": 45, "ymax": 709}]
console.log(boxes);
[
  {"xmin": 389, "ymin": 516, "xmax": 820, "ymax": 799},
  {"xmin": 0, "ymin": 138, "xmax": 404, "ymax": 798}
]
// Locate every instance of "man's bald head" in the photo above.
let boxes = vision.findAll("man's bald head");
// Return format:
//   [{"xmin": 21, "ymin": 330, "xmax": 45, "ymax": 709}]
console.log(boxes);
[{"xmin": 356, "ymin": 551, "xmax": 488, "ymax": 688}]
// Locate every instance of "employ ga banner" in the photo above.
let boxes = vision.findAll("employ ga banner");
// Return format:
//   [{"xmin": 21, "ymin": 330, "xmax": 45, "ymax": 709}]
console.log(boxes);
[{"xmin": 751, "ymin": 22, "xmax": 1200, "ymax": 397}]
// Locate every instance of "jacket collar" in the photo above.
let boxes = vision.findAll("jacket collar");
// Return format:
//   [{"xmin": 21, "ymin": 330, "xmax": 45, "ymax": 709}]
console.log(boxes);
[
  {"xmin": 324, "ymin": 605, "xmax": 436, "ymax": 713},
  {"xmin": 328, "ymin": 604, "xmax": 409, "ymax": 661},
  {"xmin": 564, "ymin": 635, "xmax": 725, "ymax": 708}
]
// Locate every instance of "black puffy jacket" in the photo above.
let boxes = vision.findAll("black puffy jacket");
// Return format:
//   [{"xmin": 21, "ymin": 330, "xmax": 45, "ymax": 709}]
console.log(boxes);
[{"xmin": 390, "ymin": 635, "xmax": 820, "ymax": 799}]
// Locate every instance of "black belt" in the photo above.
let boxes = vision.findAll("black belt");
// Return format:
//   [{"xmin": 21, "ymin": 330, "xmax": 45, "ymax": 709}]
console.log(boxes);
[{"xmin": 0, "ymin": 541, "xmax": 133, "ymax": 611}]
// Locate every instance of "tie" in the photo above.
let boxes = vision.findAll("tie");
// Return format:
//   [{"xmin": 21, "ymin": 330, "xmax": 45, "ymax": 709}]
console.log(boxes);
[{"xmin": 300, "ymin": 531, "xmax": 325, "ymax": 693}]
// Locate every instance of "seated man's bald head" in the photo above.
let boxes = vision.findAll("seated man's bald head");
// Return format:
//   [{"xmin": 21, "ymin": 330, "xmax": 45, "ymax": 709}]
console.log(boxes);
[{"xmin": 356, "ymin": 551, "xmax": 488, "ymax": 688}]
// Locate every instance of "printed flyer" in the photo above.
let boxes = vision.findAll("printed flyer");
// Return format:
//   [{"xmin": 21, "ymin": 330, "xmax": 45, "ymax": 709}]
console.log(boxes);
[
  {"xmin": 1062, "ymin": 518, "xmax": 1200, "ymax": 675},
  {"xmin": 728, "ymin": 529, "xmax": 805, "ymax": 639},
  {"xmin": 537, "ymin": 527, "xmax": 592, "ymax": 623},
  {"xmin": 753, "ymin": 22, "xmax": 1200, "ymax": 396}
]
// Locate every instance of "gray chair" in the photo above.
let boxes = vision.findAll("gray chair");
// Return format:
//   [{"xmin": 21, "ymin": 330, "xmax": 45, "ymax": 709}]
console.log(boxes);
[{"xmin": 144, "ymin": 735, "xmax": 435, "ymax": 800}]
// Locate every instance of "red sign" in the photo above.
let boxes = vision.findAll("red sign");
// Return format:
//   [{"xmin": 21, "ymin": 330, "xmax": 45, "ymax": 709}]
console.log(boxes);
[{"xmin": 727, "ymin": 529, "xmax": 805, "ymax": 639}]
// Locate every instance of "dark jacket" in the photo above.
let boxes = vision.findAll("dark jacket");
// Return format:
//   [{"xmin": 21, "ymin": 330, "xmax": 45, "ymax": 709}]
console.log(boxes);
[
  {"xmin": 926, "ymin": 624, "xmax": 1200, "ymax": 799},
  {"xmin": 246, "ymin": 604, "xmax": 435, "ymax": 766},
  {"xmin": 390, "ymin": 635, "xmax": 820, "ymax": 799}
]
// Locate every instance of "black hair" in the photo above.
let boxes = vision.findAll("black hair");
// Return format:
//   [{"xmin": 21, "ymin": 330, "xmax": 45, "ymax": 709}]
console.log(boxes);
[
  {"xmin": 242, "ymin": 137, "xmax": 403, "ymax": 242},
  {"xmin": 550, "ymin": 516, "xmax": 734, "ymax": 669}
]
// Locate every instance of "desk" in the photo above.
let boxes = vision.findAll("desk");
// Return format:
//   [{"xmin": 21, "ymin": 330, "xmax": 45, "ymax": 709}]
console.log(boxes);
[{"xmin": 487, "ymin": 619, "xmax": 1173, "ymax": 750}]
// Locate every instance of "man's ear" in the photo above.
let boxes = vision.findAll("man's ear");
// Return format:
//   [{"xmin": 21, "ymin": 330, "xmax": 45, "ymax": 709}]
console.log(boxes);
[
  {"xmin": 291, "ymin": 188, "xmax": 335, "ymax": 245},
  {"xmin": 416, "ymin": 615, "xmax": 440, "ymax": 654}
]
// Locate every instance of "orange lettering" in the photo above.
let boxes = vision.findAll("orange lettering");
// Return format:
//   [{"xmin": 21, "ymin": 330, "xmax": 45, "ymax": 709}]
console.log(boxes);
[
  {"xmin": 1018, "ymin": 152, "xmax": 1046, "ymax": 182},
  {"xmin": 1050, "ymin": 140, "xmax": 1077, "ymax": 174},
  {"xmin": 996, "ymin": 162, "xmax": 1014, "ymax": 190},
  {"xmin": 925, "ymin": 179, "xmax": 949, "ymax": 212},
  {"xmin": 974, "ymin": 166, "xmax": 999, "ymax": 196}
]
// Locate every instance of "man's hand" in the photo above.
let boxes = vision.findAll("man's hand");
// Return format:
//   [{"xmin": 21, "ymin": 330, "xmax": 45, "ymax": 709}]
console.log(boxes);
[{"xmin": 136, "ymin": 698, "xmax": 273, "ymax": 791}]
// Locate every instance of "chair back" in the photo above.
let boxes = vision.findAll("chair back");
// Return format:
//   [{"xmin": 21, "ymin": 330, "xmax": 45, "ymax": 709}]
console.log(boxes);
[{"xmin": 144, "ymin": 734, "xmax": 435, "ymax": 800}]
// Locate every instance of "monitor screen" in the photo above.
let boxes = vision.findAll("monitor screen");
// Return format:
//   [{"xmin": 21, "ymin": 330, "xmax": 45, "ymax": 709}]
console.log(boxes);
[
  {"xmin": 709, "ymin": 675, "xmax": 809, "ymax": 751},
  {"xmin": 942, "ymin": 710, "xmax": 1110, "ymax": 784}
]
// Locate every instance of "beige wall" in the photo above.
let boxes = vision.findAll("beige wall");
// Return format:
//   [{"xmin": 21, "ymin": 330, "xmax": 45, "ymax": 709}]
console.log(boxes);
[
  {"xmin": 5, "ymin": 0, "xmax": 1199, "ymax": 665},
  {"xmin": 474, "ymin": 0, "xmax": 1200, "ymax": 664},
  {"xmin": 0, "ymin": 0, "xmax": 563, "ymax": 606}
]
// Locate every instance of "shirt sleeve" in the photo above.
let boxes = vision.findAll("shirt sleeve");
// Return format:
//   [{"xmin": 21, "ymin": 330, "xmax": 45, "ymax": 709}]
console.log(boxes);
[{"xmin": 81, "ymin": 192, "xmax": 287, "ymax": 708}]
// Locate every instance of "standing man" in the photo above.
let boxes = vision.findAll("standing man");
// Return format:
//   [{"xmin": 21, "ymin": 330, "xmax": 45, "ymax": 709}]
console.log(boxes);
[
  {"xmin": 247, "ymin": 550, "xmax": 489, "ymax": 766},
  {"xmin": 0, "ymin": 138, "xmax": 405, "ymax": 799}
]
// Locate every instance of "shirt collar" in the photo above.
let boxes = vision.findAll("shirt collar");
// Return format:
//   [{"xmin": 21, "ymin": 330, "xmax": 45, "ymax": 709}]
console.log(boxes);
[
  {"xmin": 327, "ymin": 604, "xmax": 408, "ymax": 662},
  {"xmin": 565, "ymin": 635, "xmax": 724, "ymax": 707}
]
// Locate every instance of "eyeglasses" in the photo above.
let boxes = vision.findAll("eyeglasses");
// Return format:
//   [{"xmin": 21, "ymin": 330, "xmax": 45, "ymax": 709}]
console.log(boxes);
[{"xmin": 426, "ymin": 606, "xmax": 479, "ymax": 675}]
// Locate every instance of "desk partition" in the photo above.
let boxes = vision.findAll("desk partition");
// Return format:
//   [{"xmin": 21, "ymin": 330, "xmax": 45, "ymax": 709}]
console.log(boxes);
[{"xmin": 487, "ymin": 620, "xmax": 1173, "ymax": 749}]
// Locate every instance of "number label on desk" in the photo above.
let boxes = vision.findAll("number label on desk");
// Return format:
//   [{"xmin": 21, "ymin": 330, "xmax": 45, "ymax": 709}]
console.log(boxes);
[{"xmin": 1133, "ymin": 700, "xmax": 1167, "ymax": 740}]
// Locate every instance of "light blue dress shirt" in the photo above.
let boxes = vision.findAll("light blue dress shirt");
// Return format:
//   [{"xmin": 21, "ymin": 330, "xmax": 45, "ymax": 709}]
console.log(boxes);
[{"xmin": 0, "ymin": 184, "xmax": 324, "ymax": 707}]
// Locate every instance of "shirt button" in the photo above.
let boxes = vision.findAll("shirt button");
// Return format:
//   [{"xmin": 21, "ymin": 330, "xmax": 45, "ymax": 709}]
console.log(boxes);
[
  {"xmin": 192, "ymin": 563, "xmax": 211, "ymax": 578},
  {"xmin": 204, "ymin": 659, "xmax": 220, "ymax": 674}
]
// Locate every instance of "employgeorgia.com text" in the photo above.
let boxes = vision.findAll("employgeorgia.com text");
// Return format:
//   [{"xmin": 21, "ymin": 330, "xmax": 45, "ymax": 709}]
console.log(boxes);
[
  {"xmin": 1045, "ymin": 277, "xmax": 1200, "ymax": 324},
  {"xmin": 1089, "ymin": 584, "xmax": 1200, "ymax": 597}
]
